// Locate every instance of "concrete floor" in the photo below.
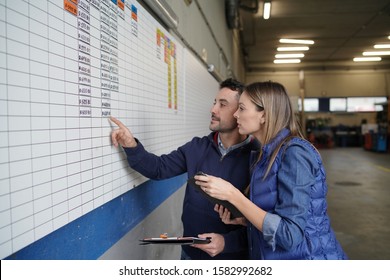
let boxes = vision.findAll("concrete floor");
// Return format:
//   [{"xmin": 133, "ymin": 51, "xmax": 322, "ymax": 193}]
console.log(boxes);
[
  {"xmin": 101, "ymin": 147, "xmax": 390, "ymax": 260},
  {"xmin": 320, "ymin": 147, "xmax": 390, "ymax": 260}
]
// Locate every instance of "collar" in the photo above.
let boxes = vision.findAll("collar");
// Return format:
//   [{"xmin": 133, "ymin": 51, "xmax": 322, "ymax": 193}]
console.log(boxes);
[
  {"xmin": 261, "ymin": 128, "xmax": 291, "ymax": 156},
  {"xmin": 217, "ymin": 133, "xmax": 253, "ymax": 156}
]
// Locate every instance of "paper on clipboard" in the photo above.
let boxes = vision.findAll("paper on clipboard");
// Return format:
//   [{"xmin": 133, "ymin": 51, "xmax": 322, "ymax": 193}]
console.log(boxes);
[{"xmin": 139, "ymin": 236, "xmax": 211, "ymax": 245}]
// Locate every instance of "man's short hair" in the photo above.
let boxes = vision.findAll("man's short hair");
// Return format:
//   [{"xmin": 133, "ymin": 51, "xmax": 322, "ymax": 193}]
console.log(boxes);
[{"xmin": 220, "ymin": 78, "xmax": 244, "ymax": 95}]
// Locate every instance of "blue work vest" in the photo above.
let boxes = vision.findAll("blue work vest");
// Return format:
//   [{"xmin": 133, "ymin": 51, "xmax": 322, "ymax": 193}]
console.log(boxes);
[{"xmin": 248, "ymin": 130, "xmax": 347, "ymax": 260}]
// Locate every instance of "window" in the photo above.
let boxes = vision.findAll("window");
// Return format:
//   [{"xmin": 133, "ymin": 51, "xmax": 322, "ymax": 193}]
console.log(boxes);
[
  {"xmin": 330, "ymin": 98, "xmax": 347, "ymax": 112},
  {"xmin": 299, "ymin": 97, "xmax": 387, "ymax": 112},
  {"xmin": 347, "ymin": 97, "xmax": 387, "ymax": 112},
  {"xmin": 298, "ymin": 98, "xmax": 319, "ymax": 112}
]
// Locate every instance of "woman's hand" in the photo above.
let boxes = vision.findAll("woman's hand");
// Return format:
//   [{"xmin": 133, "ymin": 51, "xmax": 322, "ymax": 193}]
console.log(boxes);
[
  {"xmin": 214, "ymin": 204, "xmax": 247, "ymax": 226},
  {"xmin": 194, "ymin": 174, "xmax": 236, "ymax": 201}
]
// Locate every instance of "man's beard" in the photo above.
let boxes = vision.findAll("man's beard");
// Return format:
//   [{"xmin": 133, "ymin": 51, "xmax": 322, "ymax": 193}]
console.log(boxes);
[{"xmin": 209, "ymin": 120, "xmax": 237, "ymax": 133}]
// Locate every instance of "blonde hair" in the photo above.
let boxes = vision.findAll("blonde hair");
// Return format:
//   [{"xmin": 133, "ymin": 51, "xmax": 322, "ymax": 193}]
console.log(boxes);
[{"xmin": 245, "ymin": 81, "xmax": 304, "ymax": 179}]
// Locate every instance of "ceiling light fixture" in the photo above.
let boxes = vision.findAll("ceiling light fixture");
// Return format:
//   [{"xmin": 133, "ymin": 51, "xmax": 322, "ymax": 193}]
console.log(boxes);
[
  {"xmin": 263, "ymin": 1, "xmax": 271, "ymax": 20},
  {"xmin": 275, "ymin": 53, "xmax": 305, "ymax": 58},
  {"xmin": 374, "ymin": 44, "xmax": 390, "ymax": 49},
  {"xmin": 279, "ymin": 39, "xmax": 314, "ymax": 45},
  {"xmin": 353, "ymin": 57, "xmax": 382, "ymax": 62},
  {"xmin": 363, "ymin": 51, "xmax": 390, "ymax": 56},
  {"xmin": 277, "ymin": 46, "xmax": 310, "ymax": 51},
  {"xmin": 274, "ymin": 59, "xmax": 301, "ymax": 64}
]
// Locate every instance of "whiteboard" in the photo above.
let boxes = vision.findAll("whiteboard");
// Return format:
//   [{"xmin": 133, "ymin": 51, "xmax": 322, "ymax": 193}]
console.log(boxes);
[{"xmin": 0, "ymin": 0, "xmax": 218, "ymax": 258}]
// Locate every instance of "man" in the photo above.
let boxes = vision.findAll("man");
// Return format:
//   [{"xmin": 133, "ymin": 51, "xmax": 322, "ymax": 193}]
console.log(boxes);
[{"xmin": 110, "ymin": 78, "xmax": 259, "ymax": 259}]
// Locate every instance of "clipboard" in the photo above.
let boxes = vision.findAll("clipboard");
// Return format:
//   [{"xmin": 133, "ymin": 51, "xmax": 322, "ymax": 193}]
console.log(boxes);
[
  {"xmin": 139, "ymin": 236, "xmax": 211, "ymax": 245},
  {"xmin": 187, "ymin": 172, "xmax": 244, "ymax": 219}
]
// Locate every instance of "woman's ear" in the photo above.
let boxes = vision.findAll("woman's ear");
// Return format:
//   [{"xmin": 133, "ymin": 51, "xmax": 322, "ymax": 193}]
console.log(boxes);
[{"xmin": 259, "ymin": 111, "xmax": 266, "ymax": 125}]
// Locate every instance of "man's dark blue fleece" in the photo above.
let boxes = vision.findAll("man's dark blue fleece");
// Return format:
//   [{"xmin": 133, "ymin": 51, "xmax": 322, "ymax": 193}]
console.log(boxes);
[{"xmin": 124, "ymin": 132, "xmax": 259, "ymax": 259}]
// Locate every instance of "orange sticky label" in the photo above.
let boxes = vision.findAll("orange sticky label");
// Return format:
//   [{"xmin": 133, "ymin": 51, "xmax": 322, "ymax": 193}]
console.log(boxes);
[
  {"xmin": 118, "ymin": 0, "xmax": 124, "ymax": 11},
  {"xmin": 157, "ymin": 31, "xmax": 161, "ymax": 45},
  {"xmin": 64, "ymin": 0, "xmax": 77, "ymax": 16}
]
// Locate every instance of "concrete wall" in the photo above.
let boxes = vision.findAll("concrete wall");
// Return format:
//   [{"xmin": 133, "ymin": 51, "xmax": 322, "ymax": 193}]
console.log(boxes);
[{"xmin": 165, "ymin": 0, "xmax": 245, "ymax": 80}]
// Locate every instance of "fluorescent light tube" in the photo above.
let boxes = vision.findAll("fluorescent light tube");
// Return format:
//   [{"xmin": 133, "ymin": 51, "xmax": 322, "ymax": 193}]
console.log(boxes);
[
  {"xmin": 274, "ymin": 59, "xmax": 301, "ymax": 64},
  {"xmin": 279, "ymin": 39, "xmax": 314, "ymax": 45},
  {"xmin": 263, "ymin": 2, "xmax": 271, "ymax": 20},
  {"xmin": 277, "ymin": 46, "xmax": 309, "ymax": 51},
  {"xmin": 363, "ymin": 51, "xmax": 390, "ymax": 56},
  {"xmin": 275, "ymin": 53, "xmax": 305, "ymax": 58},
  {"xmin": 374, "ymin": 44, "xmax": 390, "ymax": 49},
  {"xmin": 353, "ymin": 57, "xmax": 382, "ymax": 62}
]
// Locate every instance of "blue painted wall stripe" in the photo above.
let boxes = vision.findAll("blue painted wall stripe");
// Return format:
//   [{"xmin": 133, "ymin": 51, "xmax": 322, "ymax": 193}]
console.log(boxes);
[{"xmin": 6, "ymin": 174, "xmax": 187, "ymax": 260}]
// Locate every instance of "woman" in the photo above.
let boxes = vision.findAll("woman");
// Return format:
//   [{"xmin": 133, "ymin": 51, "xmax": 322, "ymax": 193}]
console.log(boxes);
[{"xmin": 194, "ymin": 81, "xmax": 347, "ymax": 260}]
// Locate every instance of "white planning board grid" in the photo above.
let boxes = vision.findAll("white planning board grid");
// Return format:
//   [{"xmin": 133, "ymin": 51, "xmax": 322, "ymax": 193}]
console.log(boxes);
[{"xmin": 0, "ymin": 0, "xmax": 217, "ymax": 259}]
